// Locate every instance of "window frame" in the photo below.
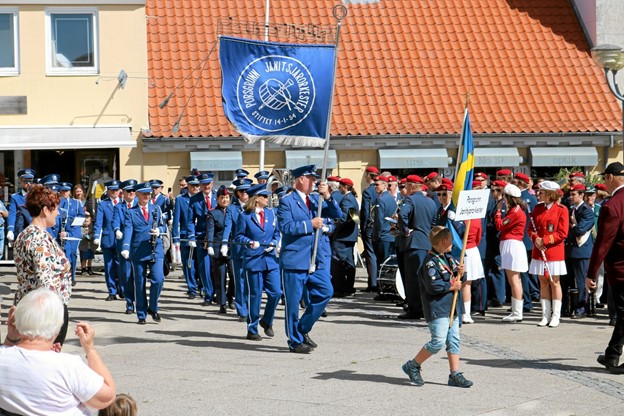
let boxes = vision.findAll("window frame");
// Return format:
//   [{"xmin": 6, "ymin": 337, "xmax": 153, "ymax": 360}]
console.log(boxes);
[
  {"xmin": 45, "ymin": 7, "xmax": 99, "ymax": 76},
  {"xmin": 0, "ymin": 7, "xmax": 20, "ymax": 76}
]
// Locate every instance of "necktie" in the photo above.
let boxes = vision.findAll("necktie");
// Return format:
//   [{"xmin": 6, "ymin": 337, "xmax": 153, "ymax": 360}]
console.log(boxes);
[
  {"xmin": 306, "ymin": 195, "xmax": 311, "ymax": 210},
  {"xmin": 259, "ymin": 210, "xmax": 265, "ymax": 229},
  {"xmin": 128, "ymin": 203, "xmax": 132, "ymax": 209},
  {"xmin": 113, "ymin": 199, "xmax": 117, "ymax": 205},
  {"xmin": 152, "ymin": 197, "xmax": 156, "ymax": 204},
  {"xmin": 142, "ymin": 206, "xmax": 149, "ymax": 221},
  {"xmin": 205, "ymin": 195, "xmax": 211, "ymax": 210}
]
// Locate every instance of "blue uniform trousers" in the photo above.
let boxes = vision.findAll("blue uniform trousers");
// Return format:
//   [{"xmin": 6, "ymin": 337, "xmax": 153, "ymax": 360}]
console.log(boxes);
[
  {"xmin": 245, "ymin": 268, "xmax": 281, "ymax": 335},
  {"xmin": 102, "ymin": 247, "xmax": 119, "ymax": 296},
  {"xmin": 282, "ymin": 268, "xmax": 333, "ymax": 348},
  {"xmin": 118, "ymin": 255, "xmax": 135, "ymax": 311},
  {"xmin": 213, "ymin": 257, "xmax": 228, "ymax": 306},
  {"xmin": 180, "ymin": 244, "xmax": 198, "ymax": 296},
  {"xmin": 64, "ymin": 240, "xmax": 79, "ymax": 283},
  {"xmin": 232, "ymin": 257, "xmax": 248, "ymax": 317},
  {"xmin": 133, "ymin": 259, "xmax": 164, "ymax": 320},
  {"xmin": 362, "ymin": 227, "xmax": 377, "ymax": 288},
  {"xmin": 564, "ymin": 257, "xmax": 590, "ymax": 313},
  {"xmin": 404, "ymin": 249, "xmax": 427, "ymax": 316},
  {"xmin": 195, "ymin": 246, "xmax": 213, "ymax": 301},
  {"xmin": 486, "ymin": 253, "xmax": 506, "ymax": 304}
]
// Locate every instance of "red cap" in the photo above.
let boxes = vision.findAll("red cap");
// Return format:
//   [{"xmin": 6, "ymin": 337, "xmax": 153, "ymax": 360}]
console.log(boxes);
[
  {"xmin": 376, "ymin": 175, "xmax": 389, "ymax": 182},
  {"xmin": 387, "ymin": 175, "xmax": 398, "ymax": 182},
  {"xmin": 422, "ymin": 184, "xmax": 429, "ymax": 191},
  {"xmin": 492, "ymin": 180, "xmax": 508, "ymax": 188},
  {"xmin": 595, "ymin": 183, "xmax": 607, "ymax": 191},
  {"xmin": 569, "ymin": 171, "xmax": 586, "ymax": 179},
  {"xmin": 425, "ymin": 172, "xmax": 439, "ymax": 181},
  {"xmin": 472, "ymin": 180, "xmax": 483, "ymax": 188},
  {"xmin": 570, "ymin": 184, "xmax": 586, "ymax": 192},
  {"xmin": 406, "ymin": 175, "xmax": 424, "ymax": 184},
  {"xmin": 475, "ymin": 172, "xmax": 488, "ymax": 180},
  {"xmin": 557, "ymin": 189, "xmax": 564, "ymax": 197},
  {"xmin": 398, "ymin": 178, "xmax": 407, "ymax": 185},
  {"xmin": 496, "ymin": 169, "xmax": 512, "ymax": 176},
  {"xmin": 441, "ymin": 178, "xmax": 453, "ymax": 188},
  {"xmin": 514, "ymin": 172, "xmax": 530, "ymax": 183},
  {"xmin": 365, "ymin": 166, "xmax": 379, "ymax": 174},
  {"xmin": 327, "ymin": 176, "xmax": 340, "ymax": 182},
  {"xmin": 436, "ymin": 184, "xmax": 452, "ymax": 192},
  {"xmin": 339, "ymin": 178, "xmax": 353, "ymax": 187}
]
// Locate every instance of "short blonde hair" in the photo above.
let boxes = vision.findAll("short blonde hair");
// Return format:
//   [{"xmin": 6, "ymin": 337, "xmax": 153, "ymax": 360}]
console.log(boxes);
[{"xmin": 98, "ymin": 394, "xmax": 138, "ymax": 416}]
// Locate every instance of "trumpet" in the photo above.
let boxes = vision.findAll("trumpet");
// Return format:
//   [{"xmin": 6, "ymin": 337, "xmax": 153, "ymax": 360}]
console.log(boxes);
[{"xmin": 347, "ymin": 207, "xmax": 360, "ymax": 224}]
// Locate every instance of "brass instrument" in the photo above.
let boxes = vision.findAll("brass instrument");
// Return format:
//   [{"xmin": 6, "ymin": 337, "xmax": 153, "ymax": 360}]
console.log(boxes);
[{"xmin": 347, "ymin": 207, "xmax": 360, "ymax": 224}]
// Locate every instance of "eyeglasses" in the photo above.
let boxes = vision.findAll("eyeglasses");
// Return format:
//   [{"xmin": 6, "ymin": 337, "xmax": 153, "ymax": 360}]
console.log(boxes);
[
  {"xmin": 436, "ymin": 192, "xmax": 448, "ymax": 197},
  {"xmin": 491, "ymin": 189, "xmax": 501, "ymax": 193}
]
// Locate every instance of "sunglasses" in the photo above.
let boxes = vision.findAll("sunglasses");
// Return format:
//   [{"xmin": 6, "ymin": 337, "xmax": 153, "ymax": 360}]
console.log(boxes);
[
  {"xmin": 436, "ymin": 192, "xmax": 448, "ymax": 197},
  {"xmin": 491, "ymin": 189, "xmax": 501, "ymax": 193}
]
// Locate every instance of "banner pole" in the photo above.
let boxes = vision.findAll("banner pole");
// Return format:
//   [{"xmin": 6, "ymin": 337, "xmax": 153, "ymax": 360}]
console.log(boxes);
[
  {"xmin": 309, "ymin": 4, "xmax": 348, "ymax": 273},
  {"xmin": 259, "ymin": 0, "xmax": 270, "ymax": 171}
]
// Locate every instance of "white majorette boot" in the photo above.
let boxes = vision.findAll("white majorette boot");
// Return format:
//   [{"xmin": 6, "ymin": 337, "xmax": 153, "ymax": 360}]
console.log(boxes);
[
  {"xmin": 502, "ymin": 297, "xmax": 523, "ymax": 322},
  {"xmin": 549, "ymin": 299, "xmax": 562, "ymax": 327},
  {"xmin": 537, "ymin": 299, "xmax": 551, "ymax": 327},
  {"xmin": 462, "ymin": 301, "xmax": 474, "ymax": 324}
]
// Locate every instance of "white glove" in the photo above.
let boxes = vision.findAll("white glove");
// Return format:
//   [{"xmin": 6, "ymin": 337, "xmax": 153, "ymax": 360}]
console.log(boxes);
[
  {"xmin": 115, "ymin": 230, "xmax": 123, "ymax": 240},
  {"xmin": 447, "ymin": 210, "xmax": 456, "ymax": 221},
  {"xmin": 94, "ymin": 239, "xmax": 101, "ymax": 247},
  {"xmin": 207, "ymin": 247, "xmax": 215, "ymax": 256},
  {"xmin": 250, "ymin": 241, "xmax": 260, "ymax": 249},
  {"xmin": 321, "ymin": 225, "xmax": 330, "ymax": 233},
  {"xmin": 188, "ymin": 240, "xmax": 197, "ymax": 248},
  {"xmin": 6, "ymin": 231, "xmax": 14, "ymax": 241},
  {"xmin": 220, "ymin": 245, "xmax": 228, "ymax": 257},
  {"xmin": 149, "ymin": 228, "xmax": 159, "ymax": 236},
  {"xmin": 264, "ymin": 246, "xmax": 274, "ymax": 253},
  {"xmin": 174, "ymin": 242, "xmax": 180, "ymax": 250},
  {"xmin": 120, "ymin": 250, "xmax": 129, "ymax": 259}
]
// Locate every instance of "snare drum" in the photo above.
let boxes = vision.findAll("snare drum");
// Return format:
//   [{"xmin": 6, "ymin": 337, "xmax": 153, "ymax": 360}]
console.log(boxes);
[{"xmin": 377, "ymin": 255, "xmax": 405, "ymax": 299}]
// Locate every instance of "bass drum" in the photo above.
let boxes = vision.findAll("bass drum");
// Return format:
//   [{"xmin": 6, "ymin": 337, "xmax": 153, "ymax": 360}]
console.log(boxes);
[{"xmin": 377, "ymin": 255, "xmax": 405, "ymax": 299}]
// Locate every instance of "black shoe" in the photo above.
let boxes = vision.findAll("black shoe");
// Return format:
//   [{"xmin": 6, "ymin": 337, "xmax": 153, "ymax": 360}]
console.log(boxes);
[
  {"xmin": 188, "ymin": 294, "xmax": 197, "ymax": 300},
  {"xmin": 238, "ymin": 315, "xmax": 248, "ymax": 322},
  {"xmin": 374, "ymin": 293, "xmax": 388, "ymax": 301},
  {"xmin": 105, "ymin": 294, "xmax": 117, "ymax": 301},
  {"xmin": 363, "ymin": 286, "xmax": 378, "ymax": 293},
  {"xmin": 333, "ymin": 291, "xmax": 347, "ymax": 298},
  {"xmin": 571, "ymin": 312, "xmax": 586, "ymax": 320},
  {"xmin": 609, "ymin": 318, "xmax": 616, "ymax": 326},
  {"xmin": 201, "ymin": 301, "xmax": 211, "ymax": 307},
  {"xmin": 471, "ymin": 311, "xmax": 486, "ymax": 317},
  {"xmin": 219, "ymin": 305, "xmax": 227, "ymax": 314},
  {"xmin": 489, "ymin": 300, "xmax": 503, "ymax": 308},
  {"xmin": 118, "ymin": 292, "xmax": 125, "ymax": 299},
  {"xmin": 289, "ymin": 343, "xmax": 311, "ymax": 354},
  {"xmin": 246, "ymin": 332, "xmax": 262, "ymax": 341},
  {"xmin": 259, "ymin": 320, "xmax": 274, "ymax": 337},
  {"xmin": 228, "ymin": 300, "xmax": 235, "ymax": 310},
  {"xmin": 302, "ymin": 333, "xmax": 317, "ymax": 348},
  {"xmin": 71, "ymin": 280, "xmax": 76, "ymax": 287},
  {"xmin": 125, "ymin": 308, "xmax": 134, "ymax": 315},
  {"xmin": 608, "ymin": 364, "xmax": 624, "ymax": 375},
  {"xmin": 78, "ymin": 268, "xmax": 85, "ymax": 275},
  {"xmin": 398, "ymin": 312, "xmax": 421, "ymax": 320},
  {"xmin": 597, "ymin": 354, "xmax": 621, "ymax": 373},
  {"xmin": 596, "ymin": 303, "xmax": 605, "ymax": 309},
  {"xmin": 87, "ymin": 268, "xmax": 95, "ymax": 275},
  {"xmin": 147, "ymin": 309, "xmax": 161, "ymax": 322},
  {"xmin": 138, "ymin": 319, "xmax": 146, "ymax": 325},
  {"xmin": 321, "ymin": 310, "xmax": 328, "ymax": 318}
]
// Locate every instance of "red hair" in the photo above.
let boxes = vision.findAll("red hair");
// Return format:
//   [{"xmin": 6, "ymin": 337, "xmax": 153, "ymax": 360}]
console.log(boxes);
[{"xmin": 26, "ymin": 184, "xmax": 61, "ymax": 217}]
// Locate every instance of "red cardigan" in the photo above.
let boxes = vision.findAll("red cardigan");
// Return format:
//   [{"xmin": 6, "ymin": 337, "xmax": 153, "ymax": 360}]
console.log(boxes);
[
  {"xmin": 465, "ymin": 218, "xmax": 482, "ymax": 249},
  {"xmin": 495, "ymin": 205, "xmax": 526, "ymax": 241},
  {"xmin": 529, "ymin": 202, "xmax": 569, "ymax": 261}
]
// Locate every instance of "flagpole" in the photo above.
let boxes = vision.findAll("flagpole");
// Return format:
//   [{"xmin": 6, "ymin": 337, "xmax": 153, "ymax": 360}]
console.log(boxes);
[
  {"xmin": 259, "ymin": 0, "xmax": 270, "ymax": 171},
  {"xmin": 309, "ymin": 4, "xmax": 347, "ymax": 273}
]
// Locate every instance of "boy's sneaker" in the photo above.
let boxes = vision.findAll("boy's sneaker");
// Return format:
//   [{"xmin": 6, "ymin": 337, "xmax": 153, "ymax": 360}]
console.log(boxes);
[
  {"xmin": 402, "ymin": 361, "xmax": 424, "ymax": 386},
  {"xmin": 448, "ymin": 372, "xmax": 473, "ymax": 388}
]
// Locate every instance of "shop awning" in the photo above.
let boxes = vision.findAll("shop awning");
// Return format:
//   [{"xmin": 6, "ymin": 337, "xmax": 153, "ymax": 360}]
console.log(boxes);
[
  {"xmin": 190, "ymin": 151, "xmax": 243, "ymax": 171},
  {"xmin": 529, "ymin": 147, "xmax": 598, "ymax": 167},
  {"xmin": 0, "ymin": 125, "xmax": 135, "ymax": 150},
  {"xmin": 474, "ymin": 147, "xmax": 523, "ymax": 167},
  {"xmin": 285, "ymin": 150, "xmax": 337, "ymax": 170},
  {"xmin": 378, "ymin": 148, "xmax": 451, "ymax": 169}
]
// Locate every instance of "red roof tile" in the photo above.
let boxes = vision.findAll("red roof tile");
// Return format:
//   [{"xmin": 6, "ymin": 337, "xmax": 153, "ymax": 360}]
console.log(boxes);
[{"xmin": 145, "ymin": 0, "xmax": 621, "ymax": 139}]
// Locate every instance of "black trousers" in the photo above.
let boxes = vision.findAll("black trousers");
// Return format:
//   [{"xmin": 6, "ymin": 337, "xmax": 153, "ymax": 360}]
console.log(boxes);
[
  {"xmin": 404, "ymin": 249, "xmax": 427, "ymax": 316},
  {"xmin": 605, "ymin": 281, "xmax": 624, "ymax": 360}
]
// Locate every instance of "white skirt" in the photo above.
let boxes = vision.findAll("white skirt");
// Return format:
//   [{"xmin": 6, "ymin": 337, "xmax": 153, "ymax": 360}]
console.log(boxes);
[
  {"xmin": 464, "ymin": 246, "xmax": 484, "ymax": 281},
  {"xmin": 499, "ymin": 239, "xmax": 528, "ymax": 273},
  {"xmin": 529, "ymin": 259, "xmax": 567, "ymax": 277}
]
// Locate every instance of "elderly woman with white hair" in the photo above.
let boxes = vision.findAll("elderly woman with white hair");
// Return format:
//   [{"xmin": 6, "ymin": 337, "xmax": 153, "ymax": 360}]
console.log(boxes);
[
  {"xmin": 0, "ymin": 288, "xmax": 116, "ymax": 415},
  {"xmin": 528, "ymin": 181, "xmax": 569, "ymax": 328},
  {"xmin": 494, "ymin": 183, "xmax": 528, "ymax": 323}
]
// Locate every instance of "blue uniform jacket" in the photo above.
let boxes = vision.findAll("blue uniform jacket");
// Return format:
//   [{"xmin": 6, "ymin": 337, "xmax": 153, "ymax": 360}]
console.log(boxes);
[
  {"xmin": 235, "ymin": 207, "xmax": 280, "ymax": 272},
  {"xmin": 223, "ymin": 202, "xmax": 244, "ymax": 260},
  {"xmin": 398, "ymin": 192, "xmax": 437, "ymax": 252},
  {"xmin": 277, "ymin": 191, "xmax": 342, "ymax": 271},
  {"xmin": 521, "ymin": 189, "xmax": 537, "ymax": 250},
  {"xmin": 59, "ymin": 197, "xmax": 85, "ymax": 248},
  {"xmin": 112, "ymin": 200, "xmax": 136, "ymax": 251},
  {"xmin": 187, "ymin": 191, "xmax": 217, "ymax": 242},
  {"xmin": 359, "ymin": 183, "xmax": 376, "ymax": 232},
  {"xmin": 206, "ymin": 206, "xmax": 232, "ymax": 257},
  {"xmin": 419, "ymin": 250, "xmax": 466, "ymax": 322},
  {"xmin": 485, "ymin": 197, "xmax": 506, "ymax": 255},
  {"xmin": 7, "ymin": 192, "xmax": 30, "ymax": 234},
  {"xmin": 331, "ymin": 189, "xmax": 343, "ymax": 205},
  {"xmin": 565, "ymin": 201, "xmax": 595, "ymax": 259},
  {"xmin": 372, "ymin": 191, "xmax": 398, "ymax": 242},
  {"xmin": 332, "ymin": 192, "xmax": 358, "ymax": 243},
  {"xmin": 152, "ymin": 193, "xmax": 172, "ymax": 222},
  {"xmin": 172, "ymin": 193, "xmax": 191, "ymax": 244},
  {"xmin": 94, "ymin": 198, "xmax": 119, "ymax": 249},
  {"xmin": 122, "ymin": 203, "xmax": 167, "ymax": 261}
]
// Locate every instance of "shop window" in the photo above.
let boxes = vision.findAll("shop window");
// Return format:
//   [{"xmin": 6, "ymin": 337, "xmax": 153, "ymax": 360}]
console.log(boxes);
[
  {"xmin": 45, "ymin": 8, "xmax": 98, "ymax": 75},
  {"xmin": 0, "ymin": 8, "xmax": 19, "ymax": 75}
]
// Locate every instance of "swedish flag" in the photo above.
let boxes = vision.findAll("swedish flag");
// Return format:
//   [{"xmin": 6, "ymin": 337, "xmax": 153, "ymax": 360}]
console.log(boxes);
[{"xmin": 451, "ymin": 109, "xmax": 475, "ymax": 207}]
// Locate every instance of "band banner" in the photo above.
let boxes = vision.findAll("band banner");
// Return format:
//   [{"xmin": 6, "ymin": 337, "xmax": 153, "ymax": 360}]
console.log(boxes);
[{"xmin": 219, "ymin": 36, "xmax": 336, "ymax": 147}]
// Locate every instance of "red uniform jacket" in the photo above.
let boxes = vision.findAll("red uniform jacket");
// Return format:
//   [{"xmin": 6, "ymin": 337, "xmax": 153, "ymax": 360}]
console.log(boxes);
[
  {"xmin": 495, "ymin": 205, "xmax": 526, "ymax": 241},
  {"xmin": 529, "ymin": 202, "xmax": 569, "ymax": 261},
  {"xmin": 465, "ymin": 218, "xmax": 482, "ymax": 249},
  {"xmin": 587, "ymin": 186, "xmax": 624, "ymax": 285}
]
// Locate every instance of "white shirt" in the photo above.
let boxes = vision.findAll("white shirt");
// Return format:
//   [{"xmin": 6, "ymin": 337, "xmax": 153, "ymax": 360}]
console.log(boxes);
[{"xmin": 0, "ymin": 346, "xmax": 104, "ymax": 416}]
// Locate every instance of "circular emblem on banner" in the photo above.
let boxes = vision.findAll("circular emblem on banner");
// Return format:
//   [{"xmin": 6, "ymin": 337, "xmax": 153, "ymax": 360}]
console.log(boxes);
[{"xmin": 236, "ymin": 55, "xmax": 316, "ymax": 133}]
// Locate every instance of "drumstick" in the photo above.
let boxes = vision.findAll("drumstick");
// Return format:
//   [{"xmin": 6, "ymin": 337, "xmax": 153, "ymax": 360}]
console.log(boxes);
[{"xmin": 526, "ymin": 201, "xmax": 553, "ymax": 283}]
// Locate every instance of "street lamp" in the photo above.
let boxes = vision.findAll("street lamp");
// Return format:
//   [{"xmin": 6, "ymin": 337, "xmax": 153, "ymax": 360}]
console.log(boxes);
[{"xmin": 591, "ymin": 44, "xmax": 624, "ymax": 162}]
